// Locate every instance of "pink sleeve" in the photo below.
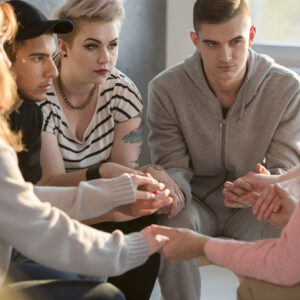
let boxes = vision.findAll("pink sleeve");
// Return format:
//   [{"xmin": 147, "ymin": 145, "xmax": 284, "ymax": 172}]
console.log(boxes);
[{"xmin": 204, "ymin": 202, "xmax": 300, "ymax": 286}]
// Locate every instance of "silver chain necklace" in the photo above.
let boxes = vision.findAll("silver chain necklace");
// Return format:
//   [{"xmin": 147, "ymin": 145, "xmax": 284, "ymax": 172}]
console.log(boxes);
[{"xmin": 57, "ymin": 58, "xmax": 97, "ymax": 110}]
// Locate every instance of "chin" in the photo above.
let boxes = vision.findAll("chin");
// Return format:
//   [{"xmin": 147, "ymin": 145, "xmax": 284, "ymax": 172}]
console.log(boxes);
[{"xmin": 31, "ymin": 94, "xmax": 46, "ymax": 102}]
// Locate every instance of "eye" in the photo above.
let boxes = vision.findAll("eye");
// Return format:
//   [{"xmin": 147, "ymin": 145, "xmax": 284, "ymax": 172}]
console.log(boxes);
[
  {"xmin": 108, "ymin": 42, "xmax": 118, "ymax": 50},
  {"xmin": 231, "ymin": 39, "xmax": 242, "ymax": 45},
  {"xmin": 31, "ymin": 56, "xmax": 43, "ymax": 62},
  {"xmin": 84, "ymin": 44, "xmax": 98, "ymax": 50},
  {"xmin": 205, "ymin": 42, "xmax": 216, "ymax": 48}
]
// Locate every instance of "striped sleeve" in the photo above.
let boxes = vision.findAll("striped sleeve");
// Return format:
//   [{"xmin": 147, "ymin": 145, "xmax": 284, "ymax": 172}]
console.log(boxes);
[
  {"xmin": 39, "ymin": 96, "xmax": 61, "ymax": 136},
  {"xmin": 110, "ymin": 70, "xmax": 143, "ymax": 123}
]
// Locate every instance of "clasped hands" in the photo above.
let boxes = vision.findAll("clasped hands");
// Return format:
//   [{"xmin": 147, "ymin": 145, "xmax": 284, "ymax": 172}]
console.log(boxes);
[{"xmin": 222, "ymin": 163, "xmax": 297, "ymax": 227}]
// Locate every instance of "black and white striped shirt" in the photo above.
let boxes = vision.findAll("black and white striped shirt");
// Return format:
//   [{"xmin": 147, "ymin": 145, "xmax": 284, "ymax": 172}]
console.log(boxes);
[{"xmin": 39, "ymin": 68, "xmax": 143, "ymax": 172}]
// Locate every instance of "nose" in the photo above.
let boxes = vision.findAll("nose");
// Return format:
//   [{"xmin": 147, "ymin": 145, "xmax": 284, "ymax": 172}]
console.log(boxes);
[
  {"xmin": 45, "ymin": 59, "xmax": 58, "ymax": 79},
  {"xmin": 98, "ymin": 47, "xmax": 110, "ymax": 64},
  {"xmin": 219, "ymin": 45, "xmax": 232, "ymax": 63}
]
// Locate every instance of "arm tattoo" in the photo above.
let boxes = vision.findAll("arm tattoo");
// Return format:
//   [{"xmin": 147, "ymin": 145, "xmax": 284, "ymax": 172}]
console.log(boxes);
[{"xmin": 123, "ymin": 115, "xmax": 143, "ymax": 144}]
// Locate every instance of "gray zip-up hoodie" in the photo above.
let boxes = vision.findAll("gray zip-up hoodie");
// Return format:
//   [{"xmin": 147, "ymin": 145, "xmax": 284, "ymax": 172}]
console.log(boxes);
[{"xmin": 147, "ymin": 49, "xmax": 300, "ymax": 217}]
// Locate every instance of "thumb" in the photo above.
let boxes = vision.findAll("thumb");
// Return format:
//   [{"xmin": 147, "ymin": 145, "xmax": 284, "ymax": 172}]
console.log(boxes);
[
  {"xmin": 148, "ymin": 234, "xmax": 169, "ymax": 255},
  {"xmin": 256, "ymin": 163, "xmax": 270, "ymax": 175},
  {"xmin": 155, "ymin": 234, "xmax": 169, "ymax": 245}
]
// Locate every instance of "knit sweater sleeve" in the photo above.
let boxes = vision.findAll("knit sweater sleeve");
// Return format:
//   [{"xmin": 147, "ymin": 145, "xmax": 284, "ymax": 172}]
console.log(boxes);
[
  {"xmin": 147, "ymin": 79, "xmax": 193, "ymax": 203},
  {"xmin": 34, "ymin": 174, "xmax": 136, "ymax": 221},
  {"xmin": 204, "ymin": 202, "xmax": 300, "ymax": 286},
  {"xmin": 0, "ymin": 140, "xmax": 149, "ymax": 277}
]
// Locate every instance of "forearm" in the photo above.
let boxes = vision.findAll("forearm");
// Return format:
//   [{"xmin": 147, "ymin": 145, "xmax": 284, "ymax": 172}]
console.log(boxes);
[
  {"xmin": 38, "ymin": 168, "xmax": 86, "ymax": 187},
  {"xmin": 278, "ymin": 164, "xmax": 300, "ymax": 182},
  {"xmin": 204, "ymin": 234, "xmax": 299, "ymax": 286},
  {"xmin": 34, "ymin": 174, "xmax": 136, "ymax": 221}
]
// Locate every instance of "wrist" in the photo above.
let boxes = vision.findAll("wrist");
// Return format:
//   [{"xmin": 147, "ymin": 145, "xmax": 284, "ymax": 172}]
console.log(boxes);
[
  {"xmin": 86, "ymin": 159, "xmax": 110, "ymax": 180},
  {"xmin": 196, "ymin": 234, "xmax": 210, "ymax": 256}
]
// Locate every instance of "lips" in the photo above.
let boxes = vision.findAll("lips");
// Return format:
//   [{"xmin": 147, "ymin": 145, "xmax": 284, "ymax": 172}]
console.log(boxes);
[
  {"xmin": 95, "ymin": 69, "xmax": 108, "ymax": 76},
  {"xmin": 39, "ymin": 83, "xmax": 51, "ymax": 90},
  {"xmin": 217, "ymin": 65, "xmax": 235, "ymax": 71}
]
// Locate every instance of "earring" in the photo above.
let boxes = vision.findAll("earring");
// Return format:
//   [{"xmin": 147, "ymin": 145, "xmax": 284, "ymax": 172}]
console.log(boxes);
[{"xmin": 63, "ymin": 53, "xmax": 68, "ymax": 58}]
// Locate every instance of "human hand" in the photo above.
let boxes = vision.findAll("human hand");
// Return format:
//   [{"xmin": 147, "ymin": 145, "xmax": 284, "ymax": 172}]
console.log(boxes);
[
  {"xmin": 279, "ymin": 177, "xmax": 300, "ymax": 200},
  {"xmin": 139, "ymin": 226, "xmax": 169, "ymax": 255},
  {"xmin": 253, "ymin": 184, "xmax": 296, "ymax": 227},
  {"xmin": 223, "ymin": 164, "xmax": 279, "ymax": 208},
  {"xmin": 140, "ymin": 164, "xmax": 185, "ymax": 218},
  {"xmin": 150, "ymin": 225, "xmax": 210, "ymax": 262},
  {"xmin": 112, "ymin": 173, "xmax": 173, "ymax": 222}
]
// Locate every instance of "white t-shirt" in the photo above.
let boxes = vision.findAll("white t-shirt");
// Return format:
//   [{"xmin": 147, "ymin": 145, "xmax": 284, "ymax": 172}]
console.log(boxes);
[{"xmin": 40, "ymin": 68, "xmax": 143, "ymax": 171}]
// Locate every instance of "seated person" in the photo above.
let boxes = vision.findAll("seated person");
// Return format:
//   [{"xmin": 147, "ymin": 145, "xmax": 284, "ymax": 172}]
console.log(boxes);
[
  {"xmin": 146, "ymin": 0, "xmax": 300, "ymax": 298},
  {"xmin": 152, "ymin": 164, "xmax": 300, "ymax": 300},
  {"xmin": 0, "ymin": 3, "xmax": 169, "ymax": 299},
  {"xmin": 5, "ymin": 1, "xmax": 172, "ymax": 299}
]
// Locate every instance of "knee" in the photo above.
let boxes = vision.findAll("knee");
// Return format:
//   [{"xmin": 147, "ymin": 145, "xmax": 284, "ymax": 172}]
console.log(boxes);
[
  {"xmin": 156, "ymin": 205, "xmax": 199, "ymax": 230},
  {"xmin": 96, "ymin": 283, "xmax": 125, "ymax": 300},
  {"xmin": 238, "ymin": 279, "xmax": 255, "ymax": 300}
]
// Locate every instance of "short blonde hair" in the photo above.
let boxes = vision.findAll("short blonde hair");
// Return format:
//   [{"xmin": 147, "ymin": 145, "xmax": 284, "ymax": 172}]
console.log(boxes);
[
  {"xmin": 0, "ymin": 2, "xmax": 22, "ymax": 151},
  {"xmin": 54, "ymin": 0, "xmax": 126, "ymax": 44}
]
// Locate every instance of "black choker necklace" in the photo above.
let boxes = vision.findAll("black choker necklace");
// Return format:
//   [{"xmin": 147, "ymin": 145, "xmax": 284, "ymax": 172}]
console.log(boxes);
[{"xmin": 57, "ymin": 58, "xmax": 96, "ymax": 110}]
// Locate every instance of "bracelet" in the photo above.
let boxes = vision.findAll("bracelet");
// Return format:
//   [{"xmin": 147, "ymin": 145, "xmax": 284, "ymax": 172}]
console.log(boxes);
[{"xmin": 86, "ymin": 159, "xmax": 110, "ymax": 180}]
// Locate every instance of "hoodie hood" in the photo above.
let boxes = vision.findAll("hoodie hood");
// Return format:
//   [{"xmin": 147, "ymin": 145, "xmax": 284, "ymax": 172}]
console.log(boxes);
[{"xmin": 183, "ymin": 48, "xmax": 275, "ymax": 120}]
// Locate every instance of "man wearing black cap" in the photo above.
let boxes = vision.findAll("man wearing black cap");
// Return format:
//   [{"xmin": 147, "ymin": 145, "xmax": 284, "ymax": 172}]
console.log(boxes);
[{"xmin": 6, "ymin": 0, "xmax": 73, "ymax": 184}]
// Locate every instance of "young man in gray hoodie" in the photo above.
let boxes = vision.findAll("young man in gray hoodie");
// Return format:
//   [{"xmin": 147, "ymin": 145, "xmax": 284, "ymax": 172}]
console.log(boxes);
[{"xmin": 147, "ymin": 0, "xmax": 300, "ymax": 299}]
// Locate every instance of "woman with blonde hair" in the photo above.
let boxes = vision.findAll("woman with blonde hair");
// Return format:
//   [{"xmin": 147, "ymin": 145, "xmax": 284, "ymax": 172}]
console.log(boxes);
[
  {"xmin": 0, "ymin": 2, "xmax": 169, "ymax": 299},
  {"xmin": 38, "ymin": 0, "xmax": 177, "ymax": 298}
]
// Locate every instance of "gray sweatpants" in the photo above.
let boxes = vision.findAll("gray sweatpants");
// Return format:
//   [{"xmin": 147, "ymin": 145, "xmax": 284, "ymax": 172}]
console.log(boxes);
[{"xmin": 157, "ymin": 198, "xmax": 281, "ymax": 300}]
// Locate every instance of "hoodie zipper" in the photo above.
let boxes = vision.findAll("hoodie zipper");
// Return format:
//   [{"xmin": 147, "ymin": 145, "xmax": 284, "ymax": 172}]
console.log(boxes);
[{"xmin": 220, "ymin": 118, "xmax": 227, "ymax": 169}]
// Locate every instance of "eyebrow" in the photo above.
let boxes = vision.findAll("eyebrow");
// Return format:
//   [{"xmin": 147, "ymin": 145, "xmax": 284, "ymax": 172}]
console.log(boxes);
[
  {"xmin": 202, "ymin": 35, "xmax": 244, "ymax": 44},
  {"xmin": 84, "ymin": 37, "xmax": 119, "ymax": 44},
  {"xmin": 28, "ymin": 53, "xmax": 51, "ymax": 57}
]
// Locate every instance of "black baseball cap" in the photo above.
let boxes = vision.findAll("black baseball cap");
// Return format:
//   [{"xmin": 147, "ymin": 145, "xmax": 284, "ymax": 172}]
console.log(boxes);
[{"xmin": 8, "ymin": 0, "xmax": 73, "ymax": 40}]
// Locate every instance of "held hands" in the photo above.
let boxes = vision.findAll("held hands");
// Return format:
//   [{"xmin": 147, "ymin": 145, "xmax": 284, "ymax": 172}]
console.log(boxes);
[
  {"xmin": 140, "ymin": 164, "xmax": 185, "ymax": 218},
  {"xmin": 252, "ymin": 184, "xmax": 296, "ymax": 227},
  {"xmin": 222, "ymin": 163, "xmax": 279, "ymax": 208},
  {"xmin": 112, "ymin": 173, "xmax": 173, "ymax": 222},
  {"xmin": 139, "ymin": 226, "xmax": 169, "ymax": 255},
  {"xmin": 150, "ymin": 225, "xmax": 210, "ymax": 262}
]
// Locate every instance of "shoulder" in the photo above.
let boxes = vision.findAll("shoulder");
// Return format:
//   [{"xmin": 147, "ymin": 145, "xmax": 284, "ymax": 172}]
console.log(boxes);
[
  {"xmin": 105, "ymin": 68, "xmax": 142, "ymax": 100},
  {"xmin": 100, "ymin": 68, "xmax": 142, "ymax": 102},
  {"xmin": 38, "ymin": 89, "xmax": 61, "ymax": 112},
  {"xmin": 150, "ymin": 61, "xmax": 185, "ymax": 87},
  {"xmin": 251, "ymin": 49, "xmax": 300, "ymax": 86}
]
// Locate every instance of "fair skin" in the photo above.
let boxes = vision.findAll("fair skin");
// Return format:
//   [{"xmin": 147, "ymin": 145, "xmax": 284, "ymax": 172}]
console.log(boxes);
[
  {"xmin": 12, "ymin": 34, "xmax": 58, "ymax": 101},
  {"xmin": 140, "ymin": 164, "xmax": 185, "ymax": 218},
  {"xmin": 85, "ymin": 174, "xmax": 173, "ymax": 224},
  {"xmin": 190, "ymin": 11, "xmax": 256, "ymax": 108},
  {"xmin": 38, "ymin": 20, "xmax": 174, "ymax": 217},
  {"xmin": 150, "ymin": 184, "xmax": 296, "ymax": 262},
  {"xmin": 40, "ymin": 20, "xmax": 143, "ymax": 185},
  {"xmin": 223, "ymin": 162, "xmax": 300, "ymax": 220}
]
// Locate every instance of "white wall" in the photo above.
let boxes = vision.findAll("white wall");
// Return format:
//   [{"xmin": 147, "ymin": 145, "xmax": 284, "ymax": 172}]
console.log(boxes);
[
  {"xmin": 166, "ymin": 1, "xmax": 300, "ymax": 73},
  {"xmin": 166, "ymin": 0, "xmax": 195, "ymax": 67}
]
